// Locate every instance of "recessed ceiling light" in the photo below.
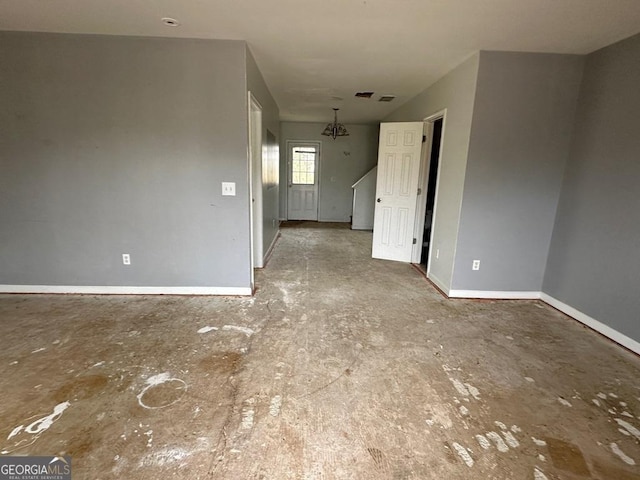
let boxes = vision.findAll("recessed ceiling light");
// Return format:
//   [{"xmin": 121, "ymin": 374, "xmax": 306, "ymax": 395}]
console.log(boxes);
[
  {"xmin": 355, "ymin": 92, "xmax": 374, "ymax": 98},
  {"xmin": 379, "ymin": 95, "xmax": 396, "ymax": 102},
  {"xmin": 161, "ymin": 17, "xmax": 180, "ymax": 27}
]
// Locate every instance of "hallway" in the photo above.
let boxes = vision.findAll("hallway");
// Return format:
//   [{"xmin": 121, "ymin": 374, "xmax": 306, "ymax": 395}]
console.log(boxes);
[{"xmin": 1, "ymin": 224, "xmax": 639, "ymax": 479}]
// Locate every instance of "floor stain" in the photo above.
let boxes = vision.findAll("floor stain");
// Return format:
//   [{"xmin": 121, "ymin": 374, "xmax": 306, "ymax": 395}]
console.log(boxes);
[
  {"xmin": 545, "ymin": 437, "xmax": 591, "ymax": 476},
  {"xmin": 52, "ymin": 375, "xmax": 109, "ymax": 402},
  {"xmin": 197, "ymin": 352, "xmax": 243, "ymax": 376},
  {"xmin": 62, "ymin": 426, "xmax": 99, "ymax": 457}
]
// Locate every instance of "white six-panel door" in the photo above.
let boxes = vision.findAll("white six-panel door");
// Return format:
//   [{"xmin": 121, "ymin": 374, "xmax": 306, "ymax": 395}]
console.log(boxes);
[
  {"xmin": 372, "ymin": 122, "xmax": 424, "ymax": 262},
  {"xmin": 287, "ymin": 141, "xmax": 320, "ymax": 221}
]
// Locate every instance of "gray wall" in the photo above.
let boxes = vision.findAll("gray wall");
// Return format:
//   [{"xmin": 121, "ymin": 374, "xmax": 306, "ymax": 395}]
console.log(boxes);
[
  {"xmin": 0, "ymin": 32, "xmax": 252, "ymax": 289},
  {"xmin": 384, "ymin": 54, "xmax": 480, "ymax": 291},
  {"xmin": 246, "ymin": 48, "xmax": 280, "ymax": 258},
  {"xmin": 452, "ymin": 52, "xmax": 584, "ymax": 291},
  {"xmin": 543, "ymin": 33, "xmax": 640, "ymax": 341},
  {"xmin": 279, "ymin": 122, "xmax": 379, "ymax": 222}
]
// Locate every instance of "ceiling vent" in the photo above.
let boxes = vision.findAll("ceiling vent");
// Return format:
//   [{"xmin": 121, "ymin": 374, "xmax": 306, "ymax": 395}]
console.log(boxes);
[
  {"xmin": 378, "ymin": 95, "xmax": 396, "ymax": 102},
  {"xmin": 355, "ymin": 92, "xmax": 374, "ymax": 98},
  {"xmin": 161, "ymin": 17, "xmax": 180, "ymax": 27}
]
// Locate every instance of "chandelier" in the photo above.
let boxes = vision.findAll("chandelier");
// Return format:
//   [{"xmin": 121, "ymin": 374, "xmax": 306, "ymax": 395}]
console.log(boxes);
[{"xmin": 321, "ymin": 108, "xmax": 349, "ymax": 139}]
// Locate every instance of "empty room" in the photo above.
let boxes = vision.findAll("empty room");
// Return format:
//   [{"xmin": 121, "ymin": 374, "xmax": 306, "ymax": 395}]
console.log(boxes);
[{"xmin": 1, "ymin": 1, "xmax": 639, "ymax": 479}]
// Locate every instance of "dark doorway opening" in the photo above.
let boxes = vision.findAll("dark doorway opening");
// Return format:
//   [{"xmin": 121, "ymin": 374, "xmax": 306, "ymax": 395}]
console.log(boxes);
[{"xmin": 420, "ymin": 117, "xmax": 443, "ymax": 271}]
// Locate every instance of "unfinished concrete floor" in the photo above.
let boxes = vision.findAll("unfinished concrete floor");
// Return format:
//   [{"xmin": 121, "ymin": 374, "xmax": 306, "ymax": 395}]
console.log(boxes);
[{"xmin": 1, "ymin": 223, "xmax": 639, "ymax": 479}]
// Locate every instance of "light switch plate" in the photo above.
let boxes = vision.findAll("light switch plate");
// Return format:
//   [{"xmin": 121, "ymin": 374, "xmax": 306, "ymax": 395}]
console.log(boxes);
[{"xmin": 222, "ymin": 182, "xmax": 236, "ymax": 196}]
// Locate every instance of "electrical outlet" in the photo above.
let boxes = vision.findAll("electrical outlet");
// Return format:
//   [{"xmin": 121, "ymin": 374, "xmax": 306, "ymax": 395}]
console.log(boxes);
[
  {"xmin": 472, "ymin": 259, "xmax": 480, "ymax": 271},
  {"xmin": 222, "ymin": 182, "xmax": 236, "ymax": 196},
  {"xmin": 122, "ymin": 253, "xmax": 131, "ymax": 265}
]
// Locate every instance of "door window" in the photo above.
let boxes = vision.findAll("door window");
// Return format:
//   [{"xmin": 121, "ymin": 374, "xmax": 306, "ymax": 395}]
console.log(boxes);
[{"xmin": 291, "ymin": 147, "xmax": 316, "ymax": 185}]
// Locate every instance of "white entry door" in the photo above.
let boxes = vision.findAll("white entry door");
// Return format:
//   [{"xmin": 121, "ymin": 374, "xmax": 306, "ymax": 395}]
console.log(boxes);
[
  {"xmin": 287, "ymin": 142, "xmax": 320, "ymax": 221},
  {"xmin": 372, "ymin": 122, "xmax": 424, "ymax": 262}
]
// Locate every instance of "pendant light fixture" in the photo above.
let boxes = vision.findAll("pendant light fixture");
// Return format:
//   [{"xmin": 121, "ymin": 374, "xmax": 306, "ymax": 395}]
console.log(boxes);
[{"xmin": 321, "ymin": 108, "xmax": 349, "ymax": 140}]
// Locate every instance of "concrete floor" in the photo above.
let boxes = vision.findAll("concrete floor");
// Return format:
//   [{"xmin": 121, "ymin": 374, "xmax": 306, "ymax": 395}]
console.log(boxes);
[{"xmin": 1, "ymin": 223, "xmax": 639, "ymax": 479}]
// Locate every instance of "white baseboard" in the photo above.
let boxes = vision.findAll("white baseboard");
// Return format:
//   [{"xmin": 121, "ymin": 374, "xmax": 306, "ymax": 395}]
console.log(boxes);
[
  {"xmin": 266, "ymin": 232, "xmax": 280, "ymax": 258},
  {"xmin": 318, "ymin": 218, "xmax": 350, "ymax": 223},
  {"xmin": 262, "ymin": 231, "xmax": 280, "ymax": 266},
  {"xmin": 541, "ymin": 293, "xmax": 640, "ymax": 356},
  {"xmin": 351, "ymin": 223, "xmax": 373, "ymax": 230},
  {"xmin": 426, "ymin": 273, "xmax": 450, "ymax": 296},
  {"xmin": 0, "ymin": 285, "xmax": 252, "ymax": 296},
  {"xmin": 449, "ymin": 290, "xmax": 541, "ymax": 300}
]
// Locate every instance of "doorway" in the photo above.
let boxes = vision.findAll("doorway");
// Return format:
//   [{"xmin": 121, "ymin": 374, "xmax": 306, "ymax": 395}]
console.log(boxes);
[
  {"xmin": 420, "ymin": 117, "xmax": 443, "ymax": 272},
  {"xmin": 249, "ymin": 93, "xmax": 263, "ymax": 277},
  {"xmin": 287, "ymin": 141, "xmax": 320, "ymax": 221},
  {"xmin": 408, "ymin": 111, "xmax": 445, "ymax": 274}
]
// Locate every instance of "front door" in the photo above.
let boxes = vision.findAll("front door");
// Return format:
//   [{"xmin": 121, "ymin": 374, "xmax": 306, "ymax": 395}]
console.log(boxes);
[
  {"xmin": 372, "ymin": 122, "xmax": 424, "ymax": 262},
  {"xmin": 287, "ymin": 142, "xmax": 320, "ymax": 221}
]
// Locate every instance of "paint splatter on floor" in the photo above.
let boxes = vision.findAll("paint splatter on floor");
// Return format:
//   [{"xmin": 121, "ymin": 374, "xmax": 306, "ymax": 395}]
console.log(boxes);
[
  {"xmin": 5, "ymin": 401, "xmax": 71, "ymax": 453},
  {"xmin": 475, "ymin": 434, "xmax": 491, "ymax": 450},
  {"xmin": 533, "ymin": 467, "xmax": 549, "ymax": 479},
  {"xmin": 137, "ymin": 373, "xmax": 187, "ymax": 410},
  {"xmin": 241, "ymin": 399, "xmax": 256, "ymax": 430},
  {"xmin": 269, "ymin": 395, "xmax": 282, "ymax": 417},
  {"xmin": 222, "ymin": 325, "xmax": 255, "ymax": 336},
  {"xmin": 557, "ymin": 397, "xmax": 572, "ymax": 407},
  {"xmin": 452, "ymin": 442, "xmax": 474, "ymax": 467},
  {"xmin": 532, "ymin": 437, "xmax": 547, "ymax": 447},
  {"xmin": 486, "ymin": 432, "xmax": 509, "ymax": 452},
  {"xmin": 615, "ymin": 418, "xmax": 640, "ymax": 441},
  {"xmin": 610, "ymin": 442, "xmax": 636, "ymax": 465},
  {"xmin": 197, "ymin": 326, "xmax": 218, "ymax": 334}
]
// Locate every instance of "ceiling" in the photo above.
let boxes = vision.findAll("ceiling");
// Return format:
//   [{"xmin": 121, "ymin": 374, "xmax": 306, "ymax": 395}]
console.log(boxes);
[{"xmin": 2, "ymin": 0, "xmax": 640, "ymax": 124}]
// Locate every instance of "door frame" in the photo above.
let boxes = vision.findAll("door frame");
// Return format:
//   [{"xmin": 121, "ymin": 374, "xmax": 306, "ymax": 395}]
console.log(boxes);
[
  {"xmin": 285, "ymin": 140, "xmax": 322, "ymax": 221},
  {"xmin": 248, "ymin": 92, "xmax": 263, "ymax": 285},
  {"xmin": 410, "ymin": 110, "xmax": 447, "ymax": 277}
]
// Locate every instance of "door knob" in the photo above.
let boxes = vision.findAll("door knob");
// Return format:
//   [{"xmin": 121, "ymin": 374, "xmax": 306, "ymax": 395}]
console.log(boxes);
[{"xmin": 377, "ymin": 198, "xmax": 381, "ymax": 203}]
